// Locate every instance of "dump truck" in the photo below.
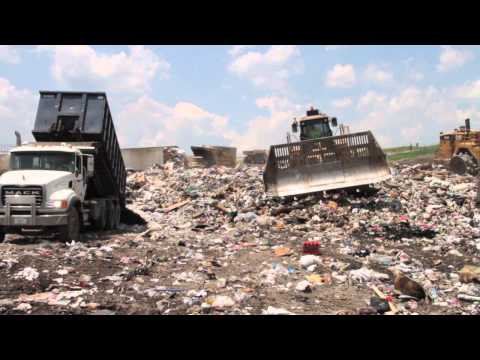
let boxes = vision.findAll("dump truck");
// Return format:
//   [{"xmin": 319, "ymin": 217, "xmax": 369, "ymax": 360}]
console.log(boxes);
[
  {"xmin": 0, "ymin": 91, "xmax": 126, "ymax": 242},
  {"xmin": 435, "ymin": 118, "xmax": 480, "ymax": 175},
  {"xmin": 263, "ymin": 107, "xmax": 391, "ymax": 197}
]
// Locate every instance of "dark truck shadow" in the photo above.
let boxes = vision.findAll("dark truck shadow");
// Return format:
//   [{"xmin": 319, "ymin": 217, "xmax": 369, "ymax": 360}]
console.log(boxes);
[{"xmin": 120, "ymin": 207, "xmax": 147, "ymax": 226}]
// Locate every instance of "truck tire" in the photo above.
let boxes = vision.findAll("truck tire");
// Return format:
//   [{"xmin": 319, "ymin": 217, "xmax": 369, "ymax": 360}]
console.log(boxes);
[
  {"xmin": 112, "ymin": 203, "xmax": 121, "ymax": 230},
  {"xmin": 450, "ymin": 154, "xmax": 477, "ymax": 175},
  {"xmin": 0, "ymin": 231, "xmax": 5, "ymax": 243},
  {"xmin": 93, "ymin": 203, "xmax": 107, "ymax": 231},
  {"xmin": 105, "ymin": 201, "xmax": 115, "ymax": 230},
  {"xmin": 59, "ymin": 208, "xmax": 81, "ymax": 243}
]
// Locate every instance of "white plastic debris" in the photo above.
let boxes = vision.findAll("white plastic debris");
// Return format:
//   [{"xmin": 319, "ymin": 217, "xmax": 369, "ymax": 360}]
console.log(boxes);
[
  {"xmin": 211, "ymin": 295, "xmax": 235, "ymax": 309},
  {"xmin": 299, "ymin": 255, "xmax": 321, "ymax": 268},
  {"xmin": 295, "ymin": 280, "xmax": 312, "ymax": 292},
  {"xmin": 262, "ymin": 306, "xmax": 294, "ymax": 315},
  {"xmin": 14, "ymin": 267, "xmax": 39, "ymax": 281},
  {"xmin": 349, "ymin": 267, "xmax": 389, "ymax": 283}
]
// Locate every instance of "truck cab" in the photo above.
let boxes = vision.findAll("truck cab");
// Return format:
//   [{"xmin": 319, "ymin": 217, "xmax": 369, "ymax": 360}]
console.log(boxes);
[
  {"xmin": 291, "ymin": 107, "xmax": 338, "ymax": 141},
  {"xmin": 0, "ymin": 143, "xmax": 94, "ymax": 241}
]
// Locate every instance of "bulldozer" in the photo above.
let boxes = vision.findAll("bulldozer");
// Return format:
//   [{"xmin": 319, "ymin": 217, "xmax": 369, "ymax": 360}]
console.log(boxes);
[
  {"xmin": 435, "ymin": 118, "xmax": 480, "ymax": 175},
  {"xmin": 263, "ymin": 107, "xmax": 391, "ymax": 197}
]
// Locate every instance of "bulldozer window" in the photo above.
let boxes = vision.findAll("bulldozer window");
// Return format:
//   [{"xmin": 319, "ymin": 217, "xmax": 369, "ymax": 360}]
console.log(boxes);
[{"xmin": 301, "ymin": 121, "xmax": 331, "ymax": 139}]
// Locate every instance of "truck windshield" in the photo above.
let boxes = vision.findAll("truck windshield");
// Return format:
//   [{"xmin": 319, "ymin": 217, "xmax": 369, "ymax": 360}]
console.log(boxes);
[
  {"xmin": 10, "ymin": 152, "xmax": 76, "ymax": 172},
  {"xmin": 301, "ymin": 120, "xmax": 332, "ymax": 139}
]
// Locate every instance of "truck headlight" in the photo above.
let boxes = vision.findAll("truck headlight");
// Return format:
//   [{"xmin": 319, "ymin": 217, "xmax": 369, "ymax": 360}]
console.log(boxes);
[{"xmin": 46, "ymin": 200, "xmax": 68, "ymax": 209}]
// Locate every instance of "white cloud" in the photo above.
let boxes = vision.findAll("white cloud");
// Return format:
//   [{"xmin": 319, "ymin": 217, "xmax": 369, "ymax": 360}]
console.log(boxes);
[
  {"xmin": 437, "ymin": 45, "xmax": 474, "ymax": 72},
  {"xmin": 0, "ymin": 78, "xmax": 37, "ymax": 144},
  {"xmin": 332, "ymin": 97, "xmax": 352, "ymax": 109},
  {"xmin": 357, "ymin": 91, "xmax": 386, "ymax": 109},
  {"xmin": 388, "ymin": 87, "xmax": 422, "ymax": 112},
  {"xmin": 401, "ymin": 124, "xmax": 423, "ymax": 143},
  {"xmin": 37, "ymin": 45, "xmax": 170, "ymax": 94},
  {"xmin": 326, "ymin": 64, "xmax": 356, "ymax": 88},
  {"xmin": 224, "ymin": 96, "xmax": 304, "ymax": 151},
  {"xmin": 454, "ymin": 80, "xmax": 480, "ymax": 99},
  {"xmin": 116, "ymin": 96, "xmax": 229, "ymax": 150},
  {"xmin": 116, "ymin": 94, "xmax": 306, "ymax": 152},
  {"xmin": 229, "ymin": 45, "xmax": 255, "ymax": 57},
  {"xmin": 228, "ymin": 45, "xmax": 303, "ymax": 90},
  {"xmin": 349, "ymin": 85, "xmax": 478, "ymax": 147},
  {"xmin": 364, "ymin": 64, "xmax": 393, "ymax": 83},
  {"xmin": 0, "ymin": 46, "xmax": 21, "ymax": 64},
  {"xmin": 352, "ymin": 111, "xmax": 393, "ymax": 147}
]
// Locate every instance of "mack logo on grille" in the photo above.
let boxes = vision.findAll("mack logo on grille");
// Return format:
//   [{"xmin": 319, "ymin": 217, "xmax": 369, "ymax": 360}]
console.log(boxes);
[
  {"xmin": 5, "ymin": 190, "xmax": 41, "ymax": 196},
  {"xmin": 2, "ymin": 186, "xmax": 43, "ymax": 206}
]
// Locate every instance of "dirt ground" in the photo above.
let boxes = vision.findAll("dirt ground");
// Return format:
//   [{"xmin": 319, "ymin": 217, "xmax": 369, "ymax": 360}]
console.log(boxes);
[
  {"xmin": 0, "ymin": 220, "xmax": 473, "ymax": 315},
  {"xmin": 0, "ymin": 228, "xmax": 373, "ymax": 315}
]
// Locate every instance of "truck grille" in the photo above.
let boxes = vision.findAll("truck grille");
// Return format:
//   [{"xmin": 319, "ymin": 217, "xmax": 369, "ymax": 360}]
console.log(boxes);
[{"xmin": 1, "ymin": 186, "xmax": 43, "ymax": 206}]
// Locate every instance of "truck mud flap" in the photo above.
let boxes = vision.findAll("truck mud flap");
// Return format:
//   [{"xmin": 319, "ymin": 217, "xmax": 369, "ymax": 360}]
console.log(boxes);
[{"xmin": 263, "ymin": 131, "xmax": 391, "ymax": 197}]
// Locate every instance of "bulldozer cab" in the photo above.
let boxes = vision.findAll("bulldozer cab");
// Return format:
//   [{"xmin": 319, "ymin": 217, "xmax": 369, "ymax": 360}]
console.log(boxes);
[{"xmin": 292, "ymin": 108, "xmax": 337, "ymax": 141}]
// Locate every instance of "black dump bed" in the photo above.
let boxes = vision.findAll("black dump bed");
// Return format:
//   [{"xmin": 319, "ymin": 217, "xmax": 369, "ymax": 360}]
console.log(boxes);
[{"xmin": 32, "ymin": 91, "xmax": 126, "ymax": 207}]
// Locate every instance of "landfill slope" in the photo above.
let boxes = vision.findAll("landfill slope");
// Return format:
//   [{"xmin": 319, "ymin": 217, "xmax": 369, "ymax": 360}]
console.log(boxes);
[{"xmin": 0, "ymin": 150, "xmax": 480, "ymax": 315}]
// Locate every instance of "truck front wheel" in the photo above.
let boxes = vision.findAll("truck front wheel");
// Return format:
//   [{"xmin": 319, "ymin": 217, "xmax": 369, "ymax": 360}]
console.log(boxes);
[
  {"xmin": 59, "ymin": 208, "xmax": 81, "ymax": 243},
  {"xmin": 0, "ymin": 231, "xmax": 5, "ymax": 243}
]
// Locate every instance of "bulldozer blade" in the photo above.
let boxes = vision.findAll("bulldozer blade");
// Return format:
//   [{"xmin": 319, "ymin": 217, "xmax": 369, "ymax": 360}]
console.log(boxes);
[{"xmin": 263, "ymin": 131, "xmax": 391, "ymax": 197}]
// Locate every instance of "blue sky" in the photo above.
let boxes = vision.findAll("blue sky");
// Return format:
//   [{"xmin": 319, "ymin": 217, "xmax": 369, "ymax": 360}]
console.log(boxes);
[{"xmin": 1, "ymin": 45, "xmax": 480, "ymax": 152}]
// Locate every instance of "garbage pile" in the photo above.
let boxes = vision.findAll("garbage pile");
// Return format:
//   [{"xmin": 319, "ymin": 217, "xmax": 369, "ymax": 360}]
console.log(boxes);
[
  {"xmin": 162, "ymin": 147, "xmax": 186, "ymax": 167},
  {"xmin": 1, "ymin": 158, "xmax": 480, "ymax": 315}
]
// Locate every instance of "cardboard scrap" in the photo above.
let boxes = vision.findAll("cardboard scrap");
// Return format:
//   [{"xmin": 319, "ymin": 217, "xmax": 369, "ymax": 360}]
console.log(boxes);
[
  {"xmin": 274, "ymin": 247, "xmax": 292, "ymax": 257},
  {"xmin": 162, "ymin": 200, "xmax": 191, "ymax": 213}
]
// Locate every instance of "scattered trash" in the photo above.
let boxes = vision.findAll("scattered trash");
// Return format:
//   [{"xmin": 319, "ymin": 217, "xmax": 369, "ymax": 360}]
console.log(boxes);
[
  {"xmin": 300, "ymin": 255, "xmax": 321, "ymax": 268},
  {"xmin": 459, "ymin": 265, "xmax": 480, "ymax": 283},
  {"xmin": 349, "ymin": 267, "xmax": 389, "ymax": 283},
  {"xmin": 1, "ymin": 158, "xmax": 479, "ymax": 315},
  {"xmin": 309, "ymin": 274, "xmax": 332, "ymax": 287},
  {"xmin": 210, "ymin": 295, "xmax": 236, "ymax": 309},
  {"xmin": 295, "ymin": 280, "xmax": 312, "ymax": 293},
  {"xmin": 14, "ymin": 267, "xmax": 39, "ymax": 281},
  {"xmin": 303, "ymin": 241, "xmax": 321, "ymax": 255},
  {"xmin": 391, "ymin": 268, "xmax": 426, "ymax": 299},
  {"xmin": 370, "ymin": 297, "xmax": 390, "ymax": 314},
  {"xmin": 457, "ymin": 294, "xmax": 480, "ymax": 302},
  {"xmin": 262, "ymin": 306, "xmax": 294, "ymax": 315},
  {"xmin": 274, "ymin": 246, "xmax": 292, "ymax": 257},
  {"xmin": 15, "ymin": 303, "xmax": 32, "ymax": 312}
]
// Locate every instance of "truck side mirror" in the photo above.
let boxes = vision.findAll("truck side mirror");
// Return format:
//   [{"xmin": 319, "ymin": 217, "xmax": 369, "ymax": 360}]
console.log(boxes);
[
  {"xmin": 331, "ymin": 117, "xmax": 338, "ymax": 127},
  {"xmin": 87, "ymin": 156, "xmax": 94, "ymax": 178},
  {"xmin": 292, "ymin": 122, "xmax": 298, "ymax": 133}
]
